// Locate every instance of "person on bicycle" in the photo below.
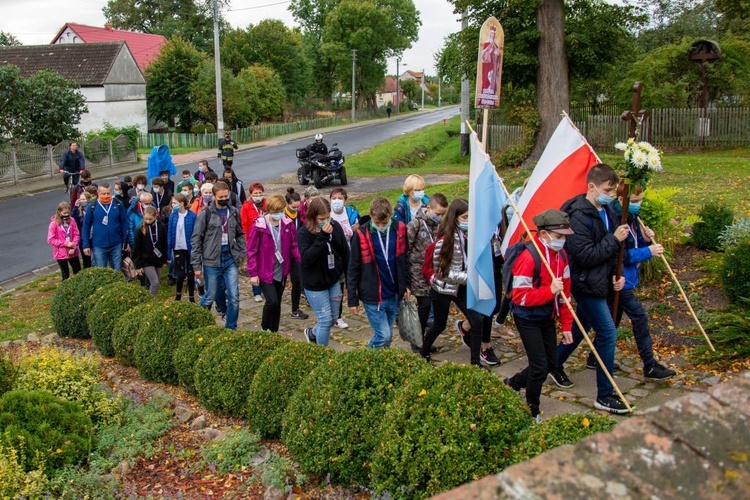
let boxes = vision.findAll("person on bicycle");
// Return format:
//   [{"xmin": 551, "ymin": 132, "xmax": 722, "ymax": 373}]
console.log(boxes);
[{"xmin": 59, "ymin": 141, "xmax": 86, "ymax": 192}]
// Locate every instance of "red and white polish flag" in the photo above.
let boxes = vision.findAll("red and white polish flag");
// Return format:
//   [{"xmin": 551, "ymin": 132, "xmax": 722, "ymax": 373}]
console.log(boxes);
[{"xmin": 500, "ymin": 115, "xmax": 600, "ymax": 255}]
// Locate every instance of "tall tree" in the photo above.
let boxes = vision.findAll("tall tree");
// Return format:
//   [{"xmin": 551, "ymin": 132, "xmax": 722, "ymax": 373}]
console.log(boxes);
[
  {"xmin": 0, "ymin": 31, "xmax": 21, "ymax": 46},
  {"xmin": 221, "ymin": 20, "xmax": 312, "ymax": 105},
  {"xmin": 145, "ymin": 38, "xmax": 208, "ymax": 131},
  {"xmin": 103, "ymin": 0, "xmax": 227, "ymax": 52}
]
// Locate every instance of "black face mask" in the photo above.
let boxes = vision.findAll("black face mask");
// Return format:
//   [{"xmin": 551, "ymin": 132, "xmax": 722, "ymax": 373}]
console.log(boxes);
[{"xmin": 215, "ymin": 198, "xmax": 228, "ymax": 208}]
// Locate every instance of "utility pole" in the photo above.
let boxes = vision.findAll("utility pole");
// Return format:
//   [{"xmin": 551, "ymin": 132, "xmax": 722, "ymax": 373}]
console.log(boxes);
[
  {"xmin": 460, "ymin": 10, "xmax": 470, "ymax": 155},
  {"xmin": 438, "ymin": 72, "xmax": 442, "ymax": 108},
  {"xmin": 395, "ymin": 58, "xmax": 400, "ymax": 115},
  {"xmin": 421, "ymin": 68, "xmax": 425, "ymax": 110},
  {"xmin": 351, "ymin": 49, "xmax": 357, "ymax": 122},
  {"xmin": 212, "ymin": 0, "xmax": 224, "ymax": 137}
]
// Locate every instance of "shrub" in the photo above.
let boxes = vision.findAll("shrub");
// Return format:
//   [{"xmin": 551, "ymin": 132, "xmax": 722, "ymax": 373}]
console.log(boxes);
[
  {"xmin": 247, "ymin": 341, "xmax": 335, "ymax": 438},
  {"xmin": 200, "ymin": 428, "xmax": 261, "ymax": 473},
  {"xmin": 172, "ymin": 326, "xmax": 231, "ymax": 394},
  {"xmin": 693, "ymin": 203, "xmax": 734, "ymax": 251},
  {"xmin": 87, "ymin": 281, "xmax": 153, "ymax": 357},
  {"xmin": 111, "ymin": 302, "xmax": 158, "ymax": 367},
  {"xmin": 371, "ymin": 363, "xmax": 532, "ymax": 499},
  {"xmin": 0, "ymin": 443, "xmax": 48, "ymax": 499},
  {"xmin": 13, "ymin": 346, "xmax": 122, "ymax": 427},
  {"xmin": 719, "ymin": 218, "xmax": 750, "ymax": 250},
  {"xmin": 509, "ymin": 413, "xmax": 617, "ymax": 465},
  {"xmin": 194, "ymin": 331, "xmax": 290, "ymax": 416},
  {"xmin": 0, "ymin": 356, "xmax": 14, "ymax": 397},
  {"xmin": 190, "ymin": 123, "xmax": 216, "ymax": 134},
  {"xmin": 721, "ymin": 238, "xmax": 750, "ymax": 305},
  {"xmin": 50, "ymin": 267, "xmax": 123, "ymax": 338},
  {"xmin": 691, "ymin": 302, "xmax": 750, "ymax": 368},
  {"xmin": 0, "ymin": 390, "xmax": 94, "ymax": 474},
  {"xmin": 282, "ymin": 348, "xmax": 428, "ymax": 486},
  {"xmin": 48, "ymin": 465, "xmax": 120, "ymax": 499},
  {"xmin": 134, "ymin": 301, "xmax": 214, "ymax": 384}
]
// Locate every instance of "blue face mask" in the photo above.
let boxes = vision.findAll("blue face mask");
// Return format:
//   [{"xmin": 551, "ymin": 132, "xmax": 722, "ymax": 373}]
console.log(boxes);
[
  {"xmin": 371, "ymin": 220, "xmax": 392, "ymax": 234},
  {"xmin": 458, "ymin": 221, "xmax": 469, "ymax": 232},
  {"xmin": 628, "ymin": 202, "xmax": 641, "ymax": 214},
  {"xmin": 594, "ymin": 187, "xmax": 615, "ymax": 206}
]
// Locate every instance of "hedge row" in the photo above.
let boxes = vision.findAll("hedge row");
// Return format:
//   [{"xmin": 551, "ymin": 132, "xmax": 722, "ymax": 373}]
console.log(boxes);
[{"xmin": 50, "ymin": 269, "xmax": 617, "ymax": 499}]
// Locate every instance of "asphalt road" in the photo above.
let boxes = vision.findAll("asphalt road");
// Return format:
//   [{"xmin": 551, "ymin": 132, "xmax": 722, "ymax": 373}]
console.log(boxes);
[{"xmin": 0, "ymin": 107, "xmax": 459, "ymax": 283}]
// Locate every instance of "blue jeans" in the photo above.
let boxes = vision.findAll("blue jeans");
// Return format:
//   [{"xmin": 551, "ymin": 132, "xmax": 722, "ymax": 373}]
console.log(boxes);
[
  {"xmin": 557, "ymin": 293, "xmax": 617, "ymax": 399},
  {"xmin": 200, "ymin": 252, "xmax": 239, "ymax": 329},
  {"xmin": 614, "ymin": 288, "xmax": 655, "ymax": 368},
  {"xmin": 363, "ymin": 296, "xmax": 400, "ymax": 348},
  {"xmin": 92, "ymin": 244, "xmax": 122, "ymax": 271},
  {"xmin": 305, "ymin": 281, "xmax": 342, "ymax": 347},
  {"xmin": 252, "ymin": 284, "xmax": 262, "ymax": 297}
]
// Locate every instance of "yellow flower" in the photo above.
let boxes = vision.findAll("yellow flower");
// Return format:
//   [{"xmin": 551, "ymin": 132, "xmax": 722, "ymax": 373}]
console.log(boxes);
[
  {"xmin": 418, "ymin": 389, "xmax": 427, "ymax": 397},
  {"xmin": 582, "ymin": 417, "xmax": 590, "ymax": 428}
]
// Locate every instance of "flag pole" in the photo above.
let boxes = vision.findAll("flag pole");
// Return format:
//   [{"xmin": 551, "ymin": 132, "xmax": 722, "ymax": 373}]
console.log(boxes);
[
  {"xmin": 637, "ymin": 217, "xmax": 715, "ymax": 351},
  {"xmin": 481, "ymin": 108, "xmax": 490, "ymax": 152},
  {"xmin": 465, "ymin": 120, "xmax": 634, "ymax": 413}
]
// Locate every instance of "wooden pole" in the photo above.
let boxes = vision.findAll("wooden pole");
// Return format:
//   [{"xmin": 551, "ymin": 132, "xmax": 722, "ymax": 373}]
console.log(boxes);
[
  {"xmin": 466, "ymin": 119, "xmax": 633, "ymax": 413},
  {"xmin": 637, "ymin": 218, "xmax": 715, "ymax": 352},
  {"xmin": 612, "ymin": 181, "xmax": 630, "ymax": 320},
  {"xmin": 481, "ymin": 108, "xmax": 489, "ymax": 152}
]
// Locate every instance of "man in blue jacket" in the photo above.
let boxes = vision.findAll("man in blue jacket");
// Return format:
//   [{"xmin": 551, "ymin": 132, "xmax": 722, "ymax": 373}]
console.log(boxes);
[{"xmin": 82, "ymin": 183, "xmax": 129, "ymax": 271}]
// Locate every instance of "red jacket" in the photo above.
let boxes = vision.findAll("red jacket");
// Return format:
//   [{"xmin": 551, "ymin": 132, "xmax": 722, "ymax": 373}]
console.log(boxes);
[
  {"xmin": 240, "ymin": 199, "xmax": 267, "ymax": 241},
  {"xmin": 511, "ymin": 234, "xmax": 573, "ymax": 332}
]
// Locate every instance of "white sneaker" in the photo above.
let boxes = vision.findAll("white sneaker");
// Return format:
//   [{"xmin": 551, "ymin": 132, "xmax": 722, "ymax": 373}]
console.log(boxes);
[
  {"xmin": 336, "ymin": 318, "xmax": 349, "ymax": 329},
  {"xmin": 254, "ymin": 294, "xmax": 263, "ymax": 302}
]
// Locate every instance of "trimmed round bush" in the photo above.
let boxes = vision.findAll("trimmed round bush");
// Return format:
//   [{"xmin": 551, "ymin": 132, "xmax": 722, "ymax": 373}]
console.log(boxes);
[
  {"xmin": 721, "ymin": 237, "xmax": 750, "ymax": 305},
  {"xmin": 112, "ymin": 302, "xmax": 158, "ymax": 367},
  {"xmin": 134, "ymin": 301, "xmax": 214, "ymax": 384},
  {"xmin": 371, "ymin": 363, "xmax": 532, "ymax": 499},
  {"xmin": 282, "ymin": 348, "xmax": 428, "ymax": 486},
  {"xmin": 0, "ymin": 356, "xmax": 14, "ymax": 397},
  {"xmin": 173, "ymin": 325, "xmax": 232, "ymax": 394},
  {"xmin": 13, "ymin": 346, "xmax": 122, "ymax": 427},
  {"xmin": 50, "ymin": 267, "xmax": 123, "ymax": 338},
  {"xmin": 247, "ymin": 341, "xmax": 335, "ymax": 438},
  {"xmin": 693, "ymin": 203, "xmax": 734, "ymax": 251},
  {"xmin": 0, "ymin": 390, "xmax": 93, "ymax": 474},
  {"xmin": 509, "ymin": 412, "xmax": 617, "ymax": 465},
  {"xmin": 194, "ymin": 330, "xmax": 290, "ymax": 416},
  {"xmin": 87, "ymin": 281, "xmax": 153, "ymax": 357}
]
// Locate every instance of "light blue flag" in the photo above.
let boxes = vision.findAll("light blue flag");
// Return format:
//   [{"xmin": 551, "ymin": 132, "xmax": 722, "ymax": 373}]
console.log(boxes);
[{"xmin": 467, "ymin": 132, "xmax": 507, "ymax": 316}]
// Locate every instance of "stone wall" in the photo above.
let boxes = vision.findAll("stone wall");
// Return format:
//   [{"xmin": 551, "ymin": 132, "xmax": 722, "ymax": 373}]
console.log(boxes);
[{"xmin": 433, "ymin": 372, "xmax": 750, "ymax": 499}]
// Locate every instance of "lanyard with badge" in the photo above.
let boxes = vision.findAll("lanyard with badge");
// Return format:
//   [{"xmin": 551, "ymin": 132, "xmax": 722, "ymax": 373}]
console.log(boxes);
[
  {"xmin": 220, "ymin": 211, "xmax": 229, "ymax": 246},
  {"xmin": 421, "ymin": 220, "xmax": 434, "ymax": 243},
  {"xmin": 63, "ymin": 222, "xmax": 71, "ymax": 242},
  {"xmin": 99, "ymin": 200, "xmax": 112, "ymax": 226},
  {"xmin": 493, "ymin": 226, "xmax": 503, "ymax": 257},
  {"xmin": 149, "ymin": 224, "xmax": 162, "ymax": 258},
  {"xmin": 326, "ymin": 233, "xmax": 336, "ymax": 269},
  {"xmin": 271, "ymin": 223, "xmax": 284, "ymax": 264},
  {"xmin": 457, "ymin": 229, "xmax": 467, "ymax": 271},
  {"xmin": 376, "ymin": 229, "xmax": 394, "ymax": 282}
]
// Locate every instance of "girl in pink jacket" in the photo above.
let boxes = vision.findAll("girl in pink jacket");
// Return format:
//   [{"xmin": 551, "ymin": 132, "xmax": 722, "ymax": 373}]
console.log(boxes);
[
  {"xmin": 47, "ymin": 202, "xmax": 81, "ymax": 280},
  {"xmin": 247, "ymin": 194, "xmax": 301, "ymax": 332}
]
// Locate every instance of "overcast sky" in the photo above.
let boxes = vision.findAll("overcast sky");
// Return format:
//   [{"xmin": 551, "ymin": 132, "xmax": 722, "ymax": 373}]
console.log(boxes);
[{"xmin": 0, "ymin": 0, "xmax": 462, "ymax": 76}]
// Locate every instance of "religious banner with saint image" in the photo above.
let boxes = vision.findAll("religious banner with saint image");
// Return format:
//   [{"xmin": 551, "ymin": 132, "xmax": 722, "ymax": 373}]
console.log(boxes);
[{"xmin": 475, "ymin": 16, "xmax": 504, "ymax": 108}]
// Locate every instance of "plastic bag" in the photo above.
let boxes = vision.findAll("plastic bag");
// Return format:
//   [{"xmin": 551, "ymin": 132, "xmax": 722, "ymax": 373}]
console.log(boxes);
[{"xmin": 398, "ymin": 297, "xmax": 422, "ymax": 348}]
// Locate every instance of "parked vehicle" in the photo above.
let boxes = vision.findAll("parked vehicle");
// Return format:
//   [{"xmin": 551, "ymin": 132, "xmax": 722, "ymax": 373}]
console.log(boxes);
[{"xmin": 296, "ymin": 143, "xmax": 347, "ymax": 188}]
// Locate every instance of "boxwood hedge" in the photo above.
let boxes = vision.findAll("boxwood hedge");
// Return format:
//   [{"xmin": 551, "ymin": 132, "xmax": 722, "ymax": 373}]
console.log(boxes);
[
  {"xmin": 172, "ymin": 325, "xmax": 232, "ymax": 394},
  {"xmin": 50, "ymin": 267, "xmax": 123, "ymax": 338},
  {"xmin": 282, "ymin": 348, "xmax": 428, "ymax": 486},
  {"xmin": 194, "ymin": 330, "xmax": 290, "ymax": 416},
  {"xmin": 133, "ymin": 301, "xmax": 214, "ymax": 384},
  {"xmin": 87, "ymin": 281, "xmax": 153, "ymax": 357},
  {"xmin": 371, "ymin": 363, "xmax": 532, "ymax": 499},
  {"xmin": 111, "ymin": 302, "xmax": 158, "ymax": 367},
  {"xmin": 247, "ymin": 341, "xmax": 335, "ymax": 438}
]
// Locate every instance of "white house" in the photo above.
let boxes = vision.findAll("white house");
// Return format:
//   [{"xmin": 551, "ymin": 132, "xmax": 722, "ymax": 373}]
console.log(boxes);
[{"xmin": 0, "ymin": 42, "xmax": 148, "ymax": 133}]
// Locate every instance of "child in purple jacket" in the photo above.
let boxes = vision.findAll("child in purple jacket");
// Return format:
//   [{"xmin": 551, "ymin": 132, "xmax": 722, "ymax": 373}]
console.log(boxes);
[{"xmin": 247, "ymin": 194, "xmax": 301, "ymax": 332}]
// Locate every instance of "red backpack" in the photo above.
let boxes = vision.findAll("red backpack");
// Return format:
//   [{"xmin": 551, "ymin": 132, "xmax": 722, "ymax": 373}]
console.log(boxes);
[{"xmin": 421, "ymin": 240, "xmax": 438, "ymax": 285}]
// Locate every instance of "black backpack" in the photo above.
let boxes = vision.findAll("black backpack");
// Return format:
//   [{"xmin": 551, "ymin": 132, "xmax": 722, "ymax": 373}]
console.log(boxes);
[{"xmin": 501, "ymin": 240, "xmax": 567, "ymax": 299}]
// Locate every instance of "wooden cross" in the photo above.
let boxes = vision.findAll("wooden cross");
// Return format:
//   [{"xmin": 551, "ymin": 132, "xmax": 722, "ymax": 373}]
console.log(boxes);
[{"xmin": 620, "ymin": 82, "xmax": 649, "ymax": 140}]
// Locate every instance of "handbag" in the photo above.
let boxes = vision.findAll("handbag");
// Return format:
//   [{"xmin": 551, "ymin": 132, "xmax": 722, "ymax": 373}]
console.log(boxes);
[
  {"xmin": 121, "ymin": 256, "xmax": 138, "ymax": 281},
  {"xmin": 398, "ymin": 297, "xmax": 422, "ymax": 348}
]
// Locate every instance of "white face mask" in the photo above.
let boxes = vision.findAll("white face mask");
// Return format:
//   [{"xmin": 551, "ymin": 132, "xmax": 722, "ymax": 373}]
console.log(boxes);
[
  {"xmin": 270, "ymin": 212, "xmax": 284, "ymax": 221},
  {"xmin": 544, "ymin": 233, "xmax": 566, "ymax": 252},
  {"xmin": 182, "ymin": 190, "xmax": 191, "ymax": 197},
  {"xmin": 136, "ymin": 184, "xmax": 145, "ymax": 191},
  {"xmin": 331, "ymin": 199, "xmax": 345, "ymax": 212},
  {"xmin": 252, "ymin": 195, "xmax": 264, "ymax": 204},
  {"xmin": 152, "ymin": 187, "xmax": 161, "ymax": 194},
  {"xmin": 412, "ymin": 190, "xmax": 425, "ymax": 202}
]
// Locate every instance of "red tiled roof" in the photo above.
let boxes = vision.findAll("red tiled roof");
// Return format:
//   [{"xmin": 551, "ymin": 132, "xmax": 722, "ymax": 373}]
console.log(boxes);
[
  {"xmin": 52, "ymin": 23, "xmax": 167, "ymax": 72},
  {"xmin": 383, "ymin": 75, "xmax": 398, "ymax": 93}
]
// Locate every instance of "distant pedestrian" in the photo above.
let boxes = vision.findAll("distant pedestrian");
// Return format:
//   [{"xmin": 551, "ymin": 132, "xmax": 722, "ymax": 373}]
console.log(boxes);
[
  {"xmin": 386, "ymin": 104, "xmax": 392, "ymax": 118},
  {"xmin": 194, "ymin": 160, "xmax": 215, "ymax": 184},
  {"xmin": 69, "ymin": 169, "xmax": 96, "ymax": 207},
  {"xmin": 218, "ymin": 132, "xmax": 239, "ymax": 168},
  {"xmin": 59, "ymin": 141, "xmax": 85, "ymax": 192},
  {"xmin": 47, "ymin": 202, "xmax": 81, "ymax": 280},
  {"xmin": 132, "ymin": 206, "xmax": 168, "ymax": 296}
]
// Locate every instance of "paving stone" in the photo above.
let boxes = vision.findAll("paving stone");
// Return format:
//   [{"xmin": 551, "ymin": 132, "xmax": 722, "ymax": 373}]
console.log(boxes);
[{"xmin": 628, "ymin": 388, "xmax": 650, "ymax": 398}]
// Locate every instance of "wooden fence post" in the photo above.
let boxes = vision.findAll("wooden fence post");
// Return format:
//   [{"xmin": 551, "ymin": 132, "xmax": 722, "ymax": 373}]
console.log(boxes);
[
  {"xmin": 11, "ymin": 148, "xmax": 18, "ymax": 185},
  {"xmin": 48, "ymin": 145, "xmax": 55, "ymax": 178},
  {"xmin": 108, "ymin": 139, "xmax": 114, "ymax": 168}
]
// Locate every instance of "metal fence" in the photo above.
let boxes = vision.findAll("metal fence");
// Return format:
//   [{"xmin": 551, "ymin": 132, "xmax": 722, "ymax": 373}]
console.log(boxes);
[
  {"xmin": 0, "ymin": 135, "xmax": 137, "ymax": 186},
  {"xmin": 487, "ymin": 107, "xmax": 750, "ymax": 153},
  {"xmin": 139, "ymin": 116, "xmax": 345, "ymax": 150}
]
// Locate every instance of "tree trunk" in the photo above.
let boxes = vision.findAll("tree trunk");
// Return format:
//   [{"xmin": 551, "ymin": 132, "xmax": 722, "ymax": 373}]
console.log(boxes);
[{"xmin": 523, "ymin": 0, "xmax": 569, "ymax": 168}]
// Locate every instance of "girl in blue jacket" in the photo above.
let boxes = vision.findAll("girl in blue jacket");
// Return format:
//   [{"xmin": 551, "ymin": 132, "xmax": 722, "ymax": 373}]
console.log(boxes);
[{"xmin": 168, "ymin": 193, "xmax": 197, "ymax": 301}]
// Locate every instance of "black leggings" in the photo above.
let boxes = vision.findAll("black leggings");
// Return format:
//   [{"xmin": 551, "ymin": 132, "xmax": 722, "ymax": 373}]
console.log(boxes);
[
  {"xmin": 508, "ymin": 316, "xmax": 558, "ymax": 417},
  {"xmin": 422, "ymin": 286, "xmax": 483, "ymax": 365},
  {"xmin": 290, "ymin": 260, "xmax": 302, "ymax": 311},
  {"xmin": 260, "ymin": 279, "xmax": 285, "ymax": 332},
  {"xmin": 416, "ymin": 295, "xmax": 432, "ymax": 335},
  {"xmin": 57, "ymin": 257, "xmax": 81, "ymax": 280},
  {"xmin": 173, "ymin": 250, "xmax": 195, "ymax": 298}
]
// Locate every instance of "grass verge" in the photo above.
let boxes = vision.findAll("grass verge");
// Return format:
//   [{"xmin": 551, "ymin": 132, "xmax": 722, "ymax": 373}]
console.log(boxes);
[{"xmin": 0, "ymin": 274, "xmax": 58, "ymax": 342}]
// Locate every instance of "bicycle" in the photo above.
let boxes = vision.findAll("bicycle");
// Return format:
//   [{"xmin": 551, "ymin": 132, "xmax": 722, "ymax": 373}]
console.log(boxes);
[{"xmin": 61, "ymin": 170, "xmax": 74, "ymax": 194}]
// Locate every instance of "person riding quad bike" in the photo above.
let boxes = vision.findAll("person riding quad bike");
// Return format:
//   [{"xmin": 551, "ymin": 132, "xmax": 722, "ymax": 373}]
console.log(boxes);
[{"xmin": 307, "ymin": 133, "xmax": 328, "ymax": 156}]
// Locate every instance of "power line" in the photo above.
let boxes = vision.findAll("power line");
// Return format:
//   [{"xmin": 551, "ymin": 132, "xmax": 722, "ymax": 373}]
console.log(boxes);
[{"xmin": 224, "ymin": 0, "xmax": 291, "ymax": 13}]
